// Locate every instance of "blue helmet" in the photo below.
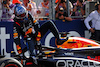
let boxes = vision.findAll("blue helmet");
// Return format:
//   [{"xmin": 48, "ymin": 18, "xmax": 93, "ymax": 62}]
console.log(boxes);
[{"xmin": 14, "ymin": 5, "xmax": 28, "ymax": 19}]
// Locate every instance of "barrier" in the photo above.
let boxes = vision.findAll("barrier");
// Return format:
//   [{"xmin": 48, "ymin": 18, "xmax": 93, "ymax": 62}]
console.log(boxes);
[{"xmin": 0, "ymin": 20, "xmax": 90, "ymax": 57}]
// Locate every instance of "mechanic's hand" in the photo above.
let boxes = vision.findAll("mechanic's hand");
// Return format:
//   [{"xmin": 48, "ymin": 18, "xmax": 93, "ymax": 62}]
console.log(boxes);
[{"xmin": 90, "ymin": 28, "xmax": 95, "ymax": 33}]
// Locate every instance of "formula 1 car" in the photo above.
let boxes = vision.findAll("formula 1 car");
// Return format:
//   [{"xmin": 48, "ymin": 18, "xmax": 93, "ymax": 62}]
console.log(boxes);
[
  {"xmin": 14, "ymin": 32, "xmax": 100, "ymax": 67},
  {"xmin": 10, "ymin": 32, "xmax": 100, "ymax": 67}
]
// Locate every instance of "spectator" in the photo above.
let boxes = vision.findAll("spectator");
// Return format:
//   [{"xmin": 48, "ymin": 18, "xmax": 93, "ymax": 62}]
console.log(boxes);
[
  {"xmin": 68, "ymin": 1, "xmax": 73, "ymax": 15},
  {"xmin": 23, "ymin": 0, "xmax": 33, "ymax": 15},
  {"xmin": 23, "ymin": 0, "xmax": 38, "ymax": 17},
  {"xmin": 30, "ymin": 0, "xmax": 38, "ymax": 18},
  {"xmin": 1, "ymin": 0, "xmax": 15, "ymax": 22},
  {"xmin": 84, "ymin": 1, "xmax": 100, "ymax": 41},
  {"xmin": 55, "ymin": 0, "xmax": 73, "ymax": 15},
  {"xmin": 55, "ymin": 0, "xmax": 72, "ymax": 21},
  {"xmin": 72, "ymin": 0, "xmax": 85, "ymax": 16},
  {"xmin": 37, "ymin": 0, "xmax": 49, "ymax": 20}
]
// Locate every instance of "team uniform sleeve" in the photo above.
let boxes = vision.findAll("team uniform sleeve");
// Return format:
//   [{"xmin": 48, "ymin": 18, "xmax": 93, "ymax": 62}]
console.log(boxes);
[
  {"xmin": 29, "ymin": 13, "xmax": 40, "ymax": 35},
  {"xmin": 84, "ymin": 12, "xmax": 94, "ymax": 30},
  {"xmin": 13, "ymin": 22, "xmax": 23, "ymax": 54},
  {"xmin": 13, "ymin": 22, "xmax": 21, "ymax": 46}
]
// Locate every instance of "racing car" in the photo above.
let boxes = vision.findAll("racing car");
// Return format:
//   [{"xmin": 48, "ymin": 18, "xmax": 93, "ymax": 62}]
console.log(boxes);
[
  {"xmin": 15, "ymin": 32, "xmax": 100, "ymax": 67},
  {"xmin": 14, "ymin": 34, "xmax": 100, "ymax": 67},
  {"xmin": 38, "ymin": 32, "xmax": 100, "ymax": 67}
]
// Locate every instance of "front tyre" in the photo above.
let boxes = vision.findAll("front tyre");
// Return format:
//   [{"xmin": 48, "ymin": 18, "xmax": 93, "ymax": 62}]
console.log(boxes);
[{"xmin": 0, "ymin": 57, "xmax": 23, "ymax": 67}]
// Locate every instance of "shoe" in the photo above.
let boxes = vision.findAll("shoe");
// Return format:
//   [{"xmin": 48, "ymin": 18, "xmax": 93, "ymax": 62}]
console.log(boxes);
[{"xmin": 32, "ymin": 56, "xmax": 38, "ymax": 65}]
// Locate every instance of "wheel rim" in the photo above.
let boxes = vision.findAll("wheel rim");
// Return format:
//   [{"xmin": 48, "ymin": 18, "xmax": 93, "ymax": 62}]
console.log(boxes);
[{"xmin": 5, "ymin": 64, "xmax": 18, "ymax": 67}]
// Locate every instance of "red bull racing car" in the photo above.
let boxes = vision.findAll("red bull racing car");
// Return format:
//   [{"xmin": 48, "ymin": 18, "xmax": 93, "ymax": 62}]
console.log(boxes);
[
  {"xmin": 2, "ymin": 32, "xmax": 100, "ymax": 67},
  {"xmin": 19, "ymin": 32, "xmax": 100, "ymax": 67}
]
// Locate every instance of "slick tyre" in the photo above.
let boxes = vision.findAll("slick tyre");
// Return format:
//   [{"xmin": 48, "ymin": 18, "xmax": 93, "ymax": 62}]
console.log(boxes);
[{"xmin": 0, "ymin": 57, "xmax": 23, "ymax": 67}]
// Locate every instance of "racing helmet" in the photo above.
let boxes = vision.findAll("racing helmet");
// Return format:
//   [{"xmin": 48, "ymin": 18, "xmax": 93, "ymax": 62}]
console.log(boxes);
[{"xmin": 14, "ymin": 5, "xmax": 28, "ymax": 19}]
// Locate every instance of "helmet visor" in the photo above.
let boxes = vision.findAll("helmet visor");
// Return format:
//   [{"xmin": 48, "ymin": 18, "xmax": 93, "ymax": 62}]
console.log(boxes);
[{"xmin": 19, "ymin": 13, "xmax": 26, "ymax": 17}]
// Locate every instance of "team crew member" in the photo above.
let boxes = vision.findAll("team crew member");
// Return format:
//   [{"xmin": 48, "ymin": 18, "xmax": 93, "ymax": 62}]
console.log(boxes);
[
  {"xmin": 13, "ymin": 5, "xmax": 64, "ymax": 56},
  {"xmin": 84, "ymin": 1, "xmax": 100, "ymax": 41}
]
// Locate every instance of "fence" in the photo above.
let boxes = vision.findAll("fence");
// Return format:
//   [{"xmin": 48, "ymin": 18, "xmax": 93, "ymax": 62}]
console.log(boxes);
[{"xmin": 0, "ymin": 0, "xmax": 98, "ymax": 21}]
